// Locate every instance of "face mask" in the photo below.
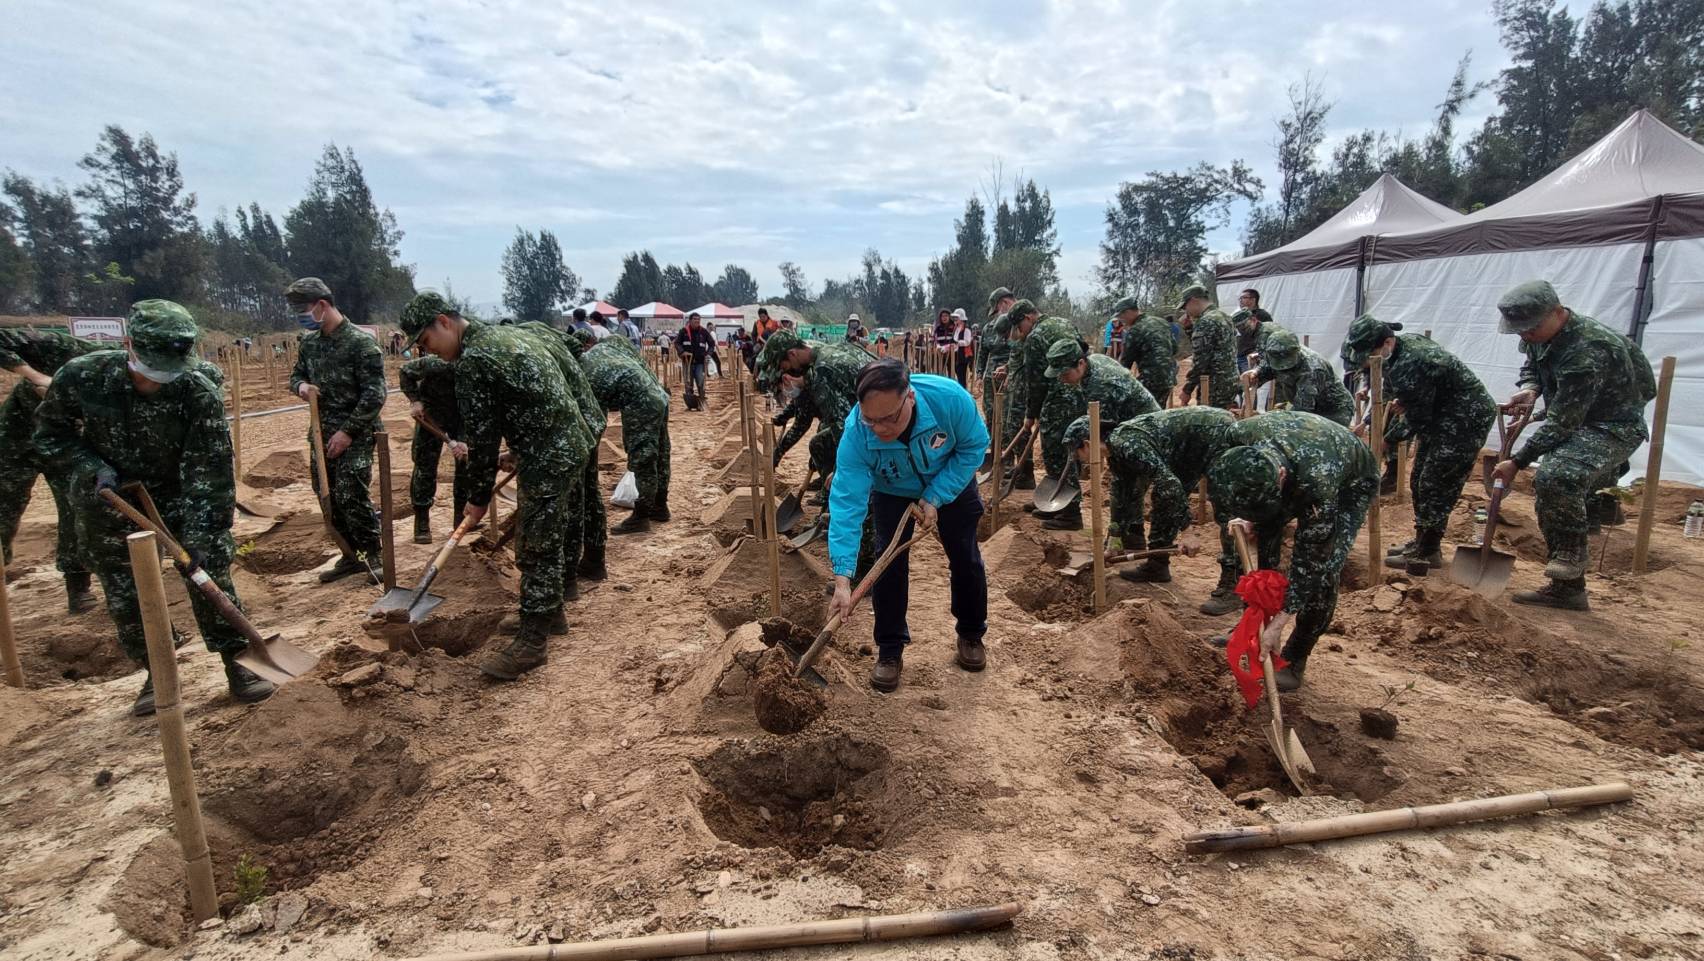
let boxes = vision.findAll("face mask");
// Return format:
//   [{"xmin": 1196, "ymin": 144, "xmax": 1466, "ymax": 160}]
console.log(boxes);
[
  {"xmin": 295, "ymin": 306, "xmax": 321, "ymax": 331},
  {"xmin": 128, "ymin": 356, "xmax": 185, "ymax": 384}
]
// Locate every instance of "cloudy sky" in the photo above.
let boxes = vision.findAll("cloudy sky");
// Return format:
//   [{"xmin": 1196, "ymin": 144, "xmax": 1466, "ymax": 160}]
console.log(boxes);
[{"xmin": 3, "ymin": 0, "xmax": 1516, "ymax": 310}]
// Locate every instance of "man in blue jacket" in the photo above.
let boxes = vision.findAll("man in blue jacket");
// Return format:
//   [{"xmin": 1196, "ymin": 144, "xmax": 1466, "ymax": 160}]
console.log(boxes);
[{"xmin": 828, "ymin": 358, "xmax": 991, "ymax": 693}]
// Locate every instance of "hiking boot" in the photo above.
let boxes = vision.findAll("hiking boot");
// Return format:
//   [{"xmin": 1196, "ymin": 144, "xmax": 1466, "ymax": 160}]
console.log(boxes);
[
  {"xmin": 611, "ymin": 510, "xmax": 651, "ymax": 535},
  {"xmin": 413, "ymin": 508, "xmax": 433, "ymax": 545},
  {"xmin": 647, "ymin": 501, "xmax": 671, "ymax": 522},
  {"xmin": 318, "ymin": 554, "xmax": 370, "ymax": 584},
  {"xmin": 1384, "ymin": 531, "xmax": 1443, "ymax": 570},
  {"xmin": 222, "ymin": 653, "xmax": 275, "ymax": 704},
  {"xmin": 955, "ymin": 636, "xmax": 986, "ymax": 672},
  {"xmin": 1587, "ymin": 494, "xmax": 1626, "ymax": 535},
  {"xmin": 576, "ymin": 547, "xmax": 607, "ymax": 581},
  {"xmin": 1379, "ymin": 465, "xmax": 1398, "ymax": 495},
  {"xmin": 1385, "ymin": 538, "xmax": 1416, "ymax": 557},
  {"xmin": 1199, "ymin": 584, "xmax": 1243, "ymax": 616},
  {"xmin": 1012, "ymin": 466, "xmax": 1036, "ymax": 491},
  {"xmin": 1040, "ymin": 506, "xmax": 1083, "ymax": 531},
  {"xmin": 131, "ymin": 675, "xmax": 156, "ymax": 717},
  {"xmin": 65, "ymin": 572, "xmax": 97, "ymax": 614},
  {"xmin": 1543, "ymin": 544, "xmax": 1588, "ymax": 581},
  {"xmin": 1513, "ymin": 578, "xmax": 1590, "ymax": 611},
  {"xmin": 870, "ymin": 654, "xmax": 903, "ymax": 693},
  {"xmin": 1273, "ymin": 664, "xmax": 1305, "ymax": 692},
  {"xmin": 546, "ymin": 606, "xmax": 569, "ymax": 637},
  {"xmin": 1119, "ymin": 556, "xmax": 1171, "ymax": 583},
  {"xmin": 563, "ymin": 577, "xmax": 579, "ymax": 602},
  {"xmin": 479, "ymin": 614, "xmax": 551, "ymax": 680}
]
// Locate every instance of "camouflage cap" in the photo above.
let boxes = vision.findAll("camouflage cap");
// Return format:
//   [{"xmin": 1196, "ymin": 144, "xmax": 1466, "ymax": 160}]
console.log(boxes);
[
  {"xmin": 1110, "ymin": 294, "xmax": 1141, "ymax": 316},
  {"xmin": 1045, "ymin": 338, "xmax": 1087, "ymax": 378},
  {"xmin": 1063, "ymin": 414, "xmax": 1092, "ymax": 452},
  {"xmin": 564, "ymin": 329, "xmax": 593, "ymax": 357},
  {"xmin": 400, "ymin": 292, "xmax": 452, "ymax": 340},
  {"xmin": 127, "ymin": 299, "xmax": 200, "ymax": 373},
  {"xmin": 1497, "ymin": 280, "xmax": 1561, "ymax": 334},
  {"xmin": 284, "ymin": 277, "xmax": 333, "ymax": 304},
  {"xmin": 1231, "ymin": 308, "xmax": 1254, "ymax": 330},
  {"xmin": 1176, "ymin": 284, "xmax": 1210, "ymax": 311},
  {"xmin": 757, "ymin": 330, "xmax": 805, "ymax": 376},
  {"xmin": 1207, "ymin": 446, "xmax": 1284, "ymax": 520},
  {"xmin": 994, "ymin": 299, "xmax": 1039, "ymax": 336},
  {"xmin": 986, "ymin": 286, "xmax": 1014, "ymax": 315},
  {"xmin": 1262, "ymin": 328, "xmax": 1303, "ymax": 370},
  {"xmin": 1342, "ymin": 313, "xmax": 1402, "ymax": 368}
]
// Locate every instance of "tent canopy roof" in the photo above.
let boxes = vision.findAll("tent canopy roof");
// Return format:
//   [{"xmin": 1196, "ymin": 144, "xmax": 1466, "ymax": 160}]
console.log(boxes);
[
  {"xmin": 572, "ymin": 300, "xmax": 623, "ymax": 317},
  {"xmin": 1218, "ymin": 174, "xmax": 1463, "ymax": 281},
  {"xmin": 685, "ymin": 301, "xmax": 745, "ymax": 319},
  {"xmin": 627, "ymin": 301, "xmax": 684, "ymax": 319}
]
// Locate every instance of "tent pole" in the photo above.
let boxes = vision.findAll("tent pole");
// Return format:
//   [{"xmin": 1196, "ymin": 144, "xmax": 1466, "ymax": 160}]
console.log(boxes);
[
  {"xmin": 1629, "ymin": 195, "xmax": 1665, "ymax": 345},
  {"xmin": 1353, "ymin": 237, "xmax": 1368, "ymax": 318}
]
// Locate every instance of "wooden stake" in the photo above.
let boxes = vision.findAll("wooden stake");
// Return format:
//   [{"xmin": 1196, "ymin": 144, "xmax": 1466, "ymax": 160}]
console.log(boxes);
[
  {"xmin": 1185, "ymin": 782, "xmax": 1632, "ymax": 854},
  {"xmin": 740, "ymin": 383, "xmax": 764, "ymax": 539},
  {"xmin": 125, "ymin": 531, "xmax": 218, "ymax": 924},
  {"xmin": 1633, "ymin": 355, "xmax": 1677, "ymax": 574},
  {"xmin": 762, "ymin": 418, "xmax": 782, "ymax": 618},
  {"xmin": 375, "ymin": 429, "xmax": 397, "ymax": 590},
  {"xmin": 1395, "ymin": 437, "xmax": 1410, "ymax": 505},
  {"xmin": 230, "ymin": 355, "xmax": 243, "ymax": 479},
  {"xmin": 1087, "ymin": 401, "xmax": 1107, "ymax": 614},
  {"xmin": 1196, "ymin": 375, "xmax": 1211, "ymax": 523},
  {"xmin": 1368, "ymin": 354, "xmax": 1385, "ymax": 577},
  {"xmin": 0, "ymin": 555, "xmax": 22, "ymax": 688},
  {"xmin": 988, "ymin": 389, "xmax": 1004, "ymax": 536}
]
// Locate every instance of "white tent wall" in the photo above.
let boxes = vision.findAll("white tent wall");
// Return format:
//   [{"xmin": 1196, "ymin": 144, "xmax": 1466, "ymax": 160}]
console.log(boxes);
[
  {"xmin": 1636, "ymin": 237, "xmax": 1704, "ymax": 487},
  {"xmin": 1214, "ymin": 266, "xmax": 1359, "ymax": 351}
]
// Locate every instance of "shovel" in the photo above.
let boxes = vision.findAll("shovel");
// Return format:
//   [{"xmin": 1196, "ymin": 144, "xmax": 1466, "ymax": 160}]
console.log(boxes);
[
  {"xmin": 774, "ymin": 464, "xmax": 813, "ymax": 534},
  {"xmin": 1480, "ymin": 407, "xmax": 1533, "ymax": 498},
  {"xmin": 1231, "ymin": 525, "xmax": 1315, "ymax": 793},
  {"xmin": 1033, "ymin": 461, "xmax": 1081, "ymax": 513},
  {"xmin": 997, "ymin": 432, "xmax": 1036, "ymax": 501},
  {"xmin": 306, "ymin": 393, "xmax": 359, "ymax": 560},
  {"xmin": 787, "ymin": 504, "xmax": 927, "ymax": 687},
  {"xmin": 101, "ymin": 487, "xmax": 316, "ymax": 685},
  {"xmin": 371, "ymin": 470, "xmax": 516, "ymax": 623},
  {"xmin": 1057, "ymin": 546, "xmax": 1180, "ymax": 578},
  {"xmin": 1450, "ymin": 477, "xmax": 1516, "ymax": 597}
]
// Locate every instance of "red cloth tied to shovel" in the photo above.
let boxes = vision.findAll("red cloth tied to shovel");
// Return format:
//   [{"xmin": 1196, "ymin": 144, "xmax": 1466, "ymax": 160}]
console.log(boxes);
[{"xmin": 1226, "ymin": 569, "xmax": 1289, "ymax": 709}]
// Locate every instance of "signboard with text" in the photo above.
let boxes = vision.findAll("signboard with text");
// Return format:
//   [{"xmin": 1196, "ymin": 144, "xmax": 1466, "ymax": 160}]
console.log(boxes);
[{"xmin": 69, "ymin": 316, "xmax": 126, "ymax": 342}]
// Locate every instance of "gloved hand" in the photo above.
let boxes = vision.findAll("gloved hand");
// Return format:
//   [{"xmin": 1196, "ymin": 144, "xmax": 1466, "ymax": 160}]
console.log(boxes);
[
  {"xmin": 772, "ymin": 411, "xmax": 790, "ymax": 426},
  {"xmin": 176, "ymin": 548, "xmax": 207, "ymax": 577},
  {"xmin": 93, "ymin": 465, "xmax": 120, "ymax": 494}
]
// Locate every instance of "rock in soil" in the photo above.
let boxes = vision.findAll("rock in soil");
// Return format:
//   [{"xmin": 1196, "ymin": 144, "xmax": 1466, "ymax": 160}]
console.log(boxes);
[{"xmin": 1359, "ymin": 707, "xmax": 1400, "ymax": 740}]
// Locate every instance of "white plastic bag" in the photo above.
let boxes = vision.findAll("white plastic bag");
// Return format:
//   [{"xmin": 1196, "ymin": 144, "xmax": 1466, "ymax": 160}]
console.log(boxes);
[{"xmin": 611, "ymin": 470, "xmax": 639, "ymax": 509}]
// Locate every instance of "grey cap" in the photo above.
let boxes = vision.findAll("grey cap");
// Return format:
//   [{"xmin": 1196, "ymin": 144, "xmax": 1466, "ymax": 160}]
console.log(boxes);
[
  {"xmin": 1110, "ymin": 294, "xmax": 1141, "ymax": 316},
  {"xmin": 284, "ymin": 277, "xmax": 333, "ymax": 304},
  {"xmin": 1177, "ymin": 284, "xmax": 1210, "ymax": 311},
  {"xmin": 1497, "ymin": 280, "xmax": 1561, "ymax": 333}
]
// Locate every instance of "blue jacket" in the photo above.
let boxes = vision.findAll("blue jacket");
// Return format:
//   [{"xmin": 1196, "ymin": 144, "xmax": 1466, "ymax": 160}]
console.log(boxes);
[{"xmin": 828, "ymin": 374, "xmax": 990, "ymax": 576}]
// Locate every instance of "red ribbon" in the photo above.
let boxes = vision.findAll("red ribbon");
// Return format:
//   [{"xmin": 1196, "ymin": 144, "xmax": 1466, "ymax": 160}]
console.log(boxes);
[{"xmin": 1226, "ymin": 568, "xmax": 1289, "ymax": 709}]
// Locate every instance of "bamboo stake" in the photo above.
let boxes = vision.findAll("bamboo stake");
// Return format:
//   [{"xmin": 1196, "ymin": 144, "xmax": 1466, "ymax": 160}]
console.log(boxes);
[
  {"xmin": 989, "ymin": 389, "xmax": 1004, "ymax": 536},
  {"xmin": 126, "ymin": 531, "xmax": 218, "ymax": 923},
  {"xmin": 230, "ymin": 355, "xmax": 244, "ymax": 479},
  {"xmin": 1087, "ymin": 401, "xmax": 1107, "ymax": 614},
  {"xmin": 740, "ymin": 383, "xmax": 764, "ymax": 539},
  {"xmin": 762, "ymin": 418, "xmax": 782, "ymax": 618},
  {"xmin": 400, "ymin": 903, "xmax": 1023, "ymax": 961},
  {"xmin": 1633, "ymin": 355, "xmax": 1677, "ymax": 574},
  {"xmin": 375, "ymin": 429, "xmax": 397, "ymax": 590},
  {"xmin": 1184, "ymin": 782, "xmax": 1632, "ymax": 854},
  {"xmin": 1195, "ymin": 375, "xmax": 1211, "ymax": 523},
  {"xmin": 1395, "ymin": 438, "xmax": 1410, "ymax": 505},
  {"xmin": 1367, "ymin": 354, "xmax": 1385, "ymax": 577},
  {"xmin": 0, "ymin": 556, "xmax": 21, "ymax": 687}
]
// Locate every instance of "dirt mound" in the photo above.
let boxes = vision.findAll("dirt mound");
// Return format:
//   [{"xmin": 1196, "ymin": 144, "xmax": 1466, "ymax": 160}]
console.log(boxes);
[
  {"xmin": 361, "ymin": 549, "xmax": 519, "ymax": 656},
  {"xmin": 21, "ymin": 619, "xmax": 134, "ymax": 683},
  {"xmin": 693, "ymin": 729, "xmax": 897, "ymax": 856},
  {"xmin": 1005, "ymin": 561, "xmax": 1093, "ymax": 621},
  {"xmin": 752, "ymin": 646, "xmax": 827, "ymax": 735},
  {"xmin": 243, "ymin": 450, "xmax": 309, "ymax": 489},
  {"xmin": 234, "ymin": 512, "xmax": 335, "ymax": 575},
  {"xmin": 978, "ymin": 524, "xmax": 1054, "ymax": 581},
  {"xmin": 700, "ymin": 490, "xmax": 759, "ymax": 546},
  {"xmin": 699, "ymin": 538, "xmax": 830, "ymax": 632}
]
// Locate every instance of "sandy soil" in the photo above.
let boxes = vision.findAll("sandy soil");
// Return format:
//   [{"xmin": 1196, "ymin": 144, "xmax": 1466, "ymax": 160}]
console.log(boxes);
[{"xmin": 3, "ymin": 358, "xmax": 1704, "ymax": 961}]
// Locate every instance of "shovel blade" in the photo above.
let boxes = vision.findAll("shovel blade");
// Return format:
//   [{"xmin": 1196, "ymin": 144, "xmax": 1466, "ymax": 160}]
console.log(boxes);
[
  {"xmin": 786, "ymin": 518, "xmax": 825, "ymax": 550},
  {"xmin": 774, "ymin": 494, "xmax": 804, "ymax": 533},
  {"xmin": 1032, "ymin": 475, "xmax": 1080, "ymax": 514},
  {"xmin": 235, "ymin": 633, "xmax": 317, "ymax": 684},
  {"xmin": 1286, "ymin": 729, "xmax": 1317, "ymax": 775},
  {"xmin": 1448, "ymin": 544, "xmax": 1515, "ymax": 597},
  {"xmin": 369, "ymin": 587, "xmax": 445, "ymax": 624},
  {"xmin": 774, "ymin": 633, "xmax": 829, "ymax": 689}
]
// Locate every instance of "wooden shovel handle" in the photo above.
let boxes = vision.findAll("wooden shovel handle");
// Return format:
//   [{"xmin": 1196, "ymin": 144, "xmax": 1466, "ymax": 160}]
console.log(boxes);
[
  {"xmin": 795, "ymin": 504, "xmax": 925, "ymax": 677},
  {"xmin": 307, "ymin": 393, "xmax": 334, "ymax": 493},
  {"xmin": 414, "ymin": 412, "xmax": 453, "ymax": 444}
]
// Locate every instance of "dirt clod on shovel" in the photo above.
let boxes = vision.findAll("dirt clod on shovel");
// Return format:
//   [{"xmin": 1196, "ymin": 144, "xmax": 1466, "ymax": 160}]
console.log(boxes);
[{"xmin": 752, "ymin": 646, "xmax": 827, "ymax": 735}]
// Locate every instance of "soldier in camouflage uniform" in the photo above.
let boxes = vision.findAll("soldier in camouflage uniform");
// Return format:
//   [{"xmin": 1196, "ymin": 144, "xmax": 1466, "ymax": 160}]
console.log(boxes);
[
  {"xmin": 399, "ymin": 355, "xmax": 468, "ymax": 545},
  {"xmin": 1491, "ymin": 281, "xmax": 1656, "ymax": 611},
  {"xmin": 1017, "ymin": 309, "xmax": 1081, "ymax": 491},
  {"xmin": 1242, "ymin": 329, "xmax": 1355, "ymax": 426},
  {"xmin": 1206, "ymin": 411, "xmax": 1378, "ymax": 691},
  {"xmin": 34, "ymin": 301, "xmax": 275, "ymax": 715},
  {"xmin": 989, "ymin": 300, "xmax": 1037, "ymax": 490},
  {"xmin": 1339, "ymin": 315, "xmax": 1496, "ymax": 571},
  {"xmin": 518, "ymin": 323, "xmax": 609, "ymax": 589},
  {"xmin": 1115, "ymin": 296, "xmax": 1177, "ymax": 408},
  {"xmin": 1, "ymin": 325, "xmax": 105, "ymax": 611},
  {"xmin": 977, "ymin": 287, "xmax": 1016, "ymax": 439},
  {"xmin": 1178, "ymin": 285, "xmax": 1239, "ymax": 409},
  {"xmin": 582, "ymin": 339, "xmax": 672, "ymax": 535},
  {"xmin": 405, "ymin": 293, "xmax": 593, "ymax": 680},
  {"xmin": 1041, "ymin": 339, "xmax": 1162, "ymax": 531},
  {"xmin": 285, "ymin": 277, "xmax": 386, "ymax": 584}
]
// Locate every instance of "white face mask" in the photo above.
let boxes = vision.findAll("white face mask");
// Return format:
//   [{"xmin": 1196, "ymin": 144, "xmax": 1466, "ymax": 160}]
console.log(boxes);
[{"xmin": 128, "ymin": 354, "xmax": 185, "ymax": 384}]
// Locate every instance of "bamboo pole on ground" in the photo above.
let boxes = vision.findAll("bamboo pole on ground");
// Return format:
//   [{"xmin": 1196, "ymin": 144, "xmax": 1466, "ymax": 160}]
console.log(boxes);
[
  {"xmin": 399, "ymin": 903, "xmax": 1022, "ymax": 961},
  {"xmin": 0, "ymin": 556, "xmax": 21, "ymax": 688},
  {"xmin": 1087, "ymin": 401, "xmax": 1107, "ymax": 614},
  {"xmin": 988, "ymin": 389, "xmax": 1004, "ymax": 536},
  {"xmin": 375, "ymin": 429, "xmax": 397, "ymax": 591},
  {"xmin": 1633, "ymin": 355, "xmax": 1677, "ymax": 574},
  {"xmin": 1367, "ymin": 354, "xmax": 1385, "ymax": 576},
  {"xmin": 125, "ymin": 531, "xmax": 219, "ymax": 924},
  {"xmin": 1184, "ymin": 782, "xmax": 1632, "ymax": 854},
  {"xmin": 762, "ymin": 419, "xmax": 783, "ymax": 618}
]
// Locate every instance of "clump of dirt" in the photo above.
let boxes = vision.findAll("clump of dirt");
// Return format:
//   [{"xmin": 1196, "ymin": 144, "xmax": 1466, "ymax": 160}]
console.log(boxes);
[
  {"xmin": 234, "ymin": 513, "xmax": 335, "ymax": 575},
  {"xmin": 106, "ymin": 684, "xmax": 428, "ymax": 946},
  {"xmin": 694, "ymin": 729, "xmax": 897, "ymax": 856},
  {"xmin": 361, "ymin": 550, "xmax": 518, "ymax": 656},
  {"xmin": 22, "ymin": 624, "xmax": 134, "ymax": 682},
  {"xmin": 1006, "ymin": 561, "xmax": 1092, "ymax": 621},
  {"xmin": 751, "ymin": 646, "xmax": 827, "ymax": 735},
  {"xmin": 243, "ymin": 449, "xmax": 309, "ymax": 489}
]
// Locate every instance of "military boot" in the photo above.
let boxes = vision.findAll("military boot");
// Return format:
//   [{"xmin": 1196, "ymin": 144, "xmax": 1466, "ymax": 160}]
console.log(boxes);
[
  {"xmin": 1543, "ymin": 540, "xmax": 1589, "ymax": 581},
  {"xmin": 413, "ymin": 508, "xmax": 433, "ymax": 545},
  {"xmin": 1012, "ymin": 463, "xmax": 1036, "ymax": 490},
  {"xmin": 1385, "ymin": 538, "xmax": 1416, "ymax": 557},
  {"xmin": 576, "ymin": 543, "xmax": 607, "ymax": 581},
  {"xmin": 870, "ymin": 653, "xmax": 903, "ymax": 693},
  {"xmin": 131, "ymin": 674, "xmax": 156, "ymax": 717},
  {"xmin": 1586, "ymin": 493, "xmax": 1625, "ymax": 535},
  {"xmin": 546, "ymin": 606, "xmax": 569, "ymax": 637},
  {"xmin": 65, "ymin": 572, "xmax": 97, "ymax": 614},
  {"xmin": 1119, "ymin": 555, "xmax": 1171, "ymax": 583},
  {"xmin": 1272, "ymin": 661, "xmax": 1306, "ymax": 692},
  {"xmin": 1040, "ymin": 503, "xmax": 1083, "ymax": 531},
  {"xmin": 1379, "ymin": 463, "xmax": 1399, "ymax": 495},
  {"xmin": 222, "ymin": 653, "xmax": 276, "ymax": 704},
  {"xmin": 647, "ymin": 499, "xmax": 671, "ymax": 522},
  {"xmin": 479, "ymin": 614, "xmax": 551, "ymax": 680},
  {"xmin": 563, "ymin": 577, "xmax": 579, "ymax": 602},
  {"xmin": 611, "ymin": 509, "xmax": 651, "ymax": 536},
  {"xmin": 318, "ymin": 554, "xmax": 370, "ymax": 583},
  {"xmin": 1513, "ymin": 577, "xmax": 1590, "ymax": 611},
  {"xmin": 1385, "ymin": 530, "xmax": 1443, "ymax": 570},
  {"xmin": 1199, "ymin": 569, "xmax": 1243, "ymax": 616}
]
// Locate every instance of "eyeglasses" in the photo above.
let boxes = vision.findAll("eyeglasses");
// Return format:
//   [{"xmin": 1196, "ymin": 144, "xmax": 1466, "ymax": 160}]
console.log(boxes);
[{"xmin": 860, "ymin": 391, "xmax": 913, "ymax": 429}]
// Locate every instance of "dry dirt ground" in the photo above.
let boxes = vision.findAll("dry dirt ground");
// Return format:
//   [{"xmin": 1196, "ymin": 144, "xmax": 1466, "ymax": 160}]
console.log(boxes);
[{"xmin": 4, "ymin": 358, "xmax": 1704, "ymax": 961}]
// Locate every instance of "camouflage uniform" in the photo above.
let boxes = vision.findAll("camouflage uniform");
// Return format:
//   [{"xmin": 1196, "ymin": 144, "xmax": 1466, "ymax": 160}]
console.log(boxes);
[
  {"xmin": 1209, "ymin": 411, "xmax": 1378, "ymax": 674},
  {"xmin": 0, "ymin": 327, "xmax": 105, "ymax": 573},
  {"xmin": 1101, "ymin": 407, "xmax": 1237, "ymax": 566},
  {"xmin": 976, "ymin": 319, "xmax": 1011, "ymax": 438},
  {"xmin": 1254, "ymin": 331, "xmax": 1355, "ymax": 426},
  {"xmin": 289, "ymin": 317, "xmax": 385, "ymax": 557},
  {"xmin": 32, "ymin": 307, "xmax": 245, "ymax": 664},
  {"xmin": 398, "ymin": 356, "xmax": 469, "ymax": 518},
  {"xmin": 1044, "ymin": 344, "xmax": 1162, "ymax": 530},
  {"xmin": 519, "ymin": 322, "xmax": 608, "ymax": 577},
  {"xmin": 583, "ymin": 341, "xmax": 672, "ymax": 510},
  {"xmin": 1185, "ymin": 307, "xmax": 1240, "ymax": 409},
  {"xmin": 1021, "ymin": 316, "xmax": 1080, "ymax": 479},
  {"xmin": 1121, "ymin": 313, "xmax": 1177, "ymax": 407}
]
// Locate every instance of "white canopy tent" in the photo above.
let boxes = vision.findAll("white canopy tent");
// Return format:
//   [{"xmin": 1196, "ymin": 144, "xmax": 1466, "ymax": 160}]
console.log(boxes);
[{"xmin": 1215, "ymin": 174, "xmax": 1464, "ymax": 347}]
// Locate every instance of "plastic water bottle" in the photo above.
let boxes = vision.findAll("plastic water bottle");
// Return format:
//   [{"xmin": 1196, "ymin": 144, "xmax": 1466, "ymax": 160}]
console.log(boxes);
[
  {"xmin": 1686, "ymin": 502, "xmax": 1704, "ymax": 539},
  {"xmin": 1472, "ymin": 508, "xmax": 1488, "ymax": 544}
]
